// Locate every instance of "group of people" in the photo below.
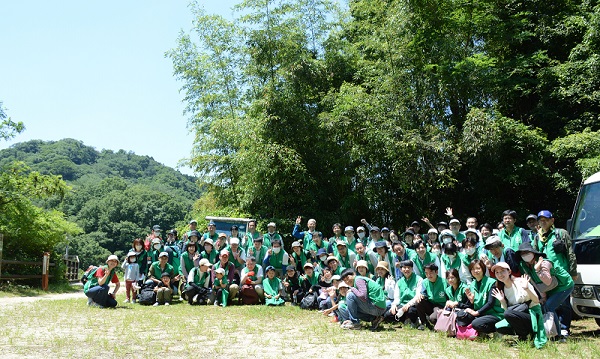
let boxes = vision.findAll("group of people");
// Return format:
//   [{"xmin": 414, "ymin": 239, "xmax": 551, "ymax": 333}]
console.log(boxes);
[{"xmin": 83, "ymin": 208, "xmax": 577, "ymax": 348}]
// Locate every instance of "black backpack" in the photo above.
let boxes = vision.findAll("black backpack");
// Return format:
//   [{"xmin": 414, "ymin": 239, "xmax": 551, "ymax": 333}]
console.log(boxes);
[
  {"xmin": 300, "ymin": 292, "xmax": 318, "ymax": 310},
  {"xmin": 137, "ymin": 282, "xmax": 157, "ymax": 305}
]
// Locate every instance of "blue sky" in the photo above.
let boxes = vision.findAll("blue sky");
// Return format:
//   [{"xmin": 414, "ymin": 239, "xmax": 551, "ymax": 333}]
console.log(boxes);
[{"xmin": 0, "ymin": 1, "xmax": 238, "ymax": 175}]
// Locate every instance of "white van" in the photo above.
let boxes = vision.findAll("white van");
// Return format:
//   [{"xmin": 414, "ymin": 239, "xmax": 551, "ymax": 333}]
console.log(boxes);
[{"xmin": 569, "ymin": 171, "xmax": 600, "ymax": 327}]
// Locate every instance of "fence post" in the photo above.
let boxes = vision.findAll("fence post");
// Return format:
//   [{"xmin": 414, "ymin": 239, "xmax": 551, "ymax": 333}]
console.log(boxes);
[
  {"xmin": 42, "ymin": 252, "xmax": 50, "ymax": 291},
  {"xmin": 0, "ymin": 233, "xmax": 3, "ymax": 279}
]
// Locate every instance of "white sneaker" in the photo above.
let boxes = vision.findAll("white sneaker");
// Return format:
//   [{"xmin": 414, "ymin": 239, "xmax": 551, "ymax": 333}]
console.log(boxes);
[
  {"xmin": 561, "ymin": 329, "xmax": 569, "ymax": 337},
  {"xmin": 165, "ymin": 302, "xmax": 170, "ymax": 306},
  {"xmin": 153, "ymin": 302, "xmax": 160, "ymax": 306},
  {"xmin": 193, "ymin": 294, "xmax": 199, "ymax": 303},
  {"xmin": 123, "ymin": 299, "xmax": 130, "ymax": 303}
]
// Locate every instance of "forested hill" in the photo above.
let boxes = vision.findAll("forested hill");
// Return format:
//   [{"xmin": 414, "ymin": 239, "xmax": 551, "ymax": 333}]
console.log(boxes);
[{"xmin": 0, "ymin": 138, "xmax": 201, "ymax": 267}]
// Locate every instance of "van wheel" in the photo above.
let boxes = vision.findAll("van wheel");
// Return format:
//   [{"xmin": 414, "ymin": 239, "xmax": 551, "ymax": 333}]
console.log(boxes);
[{"xmin": 596, "ymin": 318, "xmax": 600, "ymax": 328}]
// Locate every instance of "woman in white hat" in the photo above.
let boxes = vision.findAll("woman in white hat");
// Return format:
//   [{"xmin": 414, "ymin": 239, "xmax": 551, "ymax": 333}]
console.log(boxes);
[{"xmin": 84, "ymin": 254, "xmax": 121, "ymax": 308}]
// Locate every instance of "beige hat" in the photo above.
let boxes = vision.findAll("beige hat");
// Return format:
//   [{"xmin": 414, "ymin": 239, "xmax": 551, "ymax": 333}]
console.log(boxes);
[
  {"xmin": 337, "ymin": 282, "xmax": 350, "ymax": 289},
  {"xmin": 204, "ymin": 238, "xmax": 214, "ymax": 246},
  {"xmin": 215, "ymin": 268, "xmax": 226, "ymax": 275},
  {"xmin": 491, "ymin": 262, "xmax": 511, "ymax": 273},
  {"xmin": 376, "ymin": 261, "xmax": 390, "ymax": 273},
  {"xmin": 326, "ymin": 256, "xmax": 338, "ymax": 264},
  {"xmin": 356, "ymin": 260, "xmax": 369, "ymax": 269},
  {"xmin": 303, "ymin": 262, "xmax": 314, "ymax": 269},
  {"xmin": 199, "ymin": 258, "xmax": 212, "ymax": 267}
]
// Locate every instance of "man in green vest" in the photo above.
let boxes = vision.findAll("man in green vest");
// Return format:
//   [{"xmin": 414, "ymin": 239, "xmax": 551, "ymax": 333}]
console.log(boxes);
[
  {"xmin": 292, "ymin": 216, "xmax": 318, "ymax": 247},
  {"xmin": 415, "ymin": 263, "xmax": 447, "ymax": 330},
  {"xmin": 498, "ymin": 209, "xmax": 529, "ymax": 251},
  {"xmin": 202, "ymin": 220, "xmax": 219, "ymax": 245},
  {"xmin": 339, "ymin": 268, "xmax": 387, "ymax": 331},
  {"xmin": 388, "ymin": 260, "xmax": 423, "ymax": 326}
]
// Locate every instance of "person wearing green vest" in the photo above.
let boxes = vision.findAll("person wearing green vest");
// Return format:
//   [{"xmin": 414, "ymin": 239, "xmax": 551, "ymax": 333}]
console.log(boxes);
[
  {"xmin": 444, "ymin": 268, "xmax": 469, "ymax": 310},
  {"xmin": 247, "ymin": 236, "xmax": 269, "ymax": 267},
  {"xmin": 388, "ymin": 260, "xmax": 423, "ymax": 326},
  {"xmin": 149, "ymin": 237, "xmax": 164, "ymax": 263},
  {"xmin": 461, "ymin": 235, "xmax": 480, "ymax": 267},
  {"xmin": 240, "ymin": 256, "xmax": 264, "ymax": 304},
  {"xmin": 242, "ymin": 220, "xmax": 261, "ymax": 252},
  {"xmin": 491, "ymin": 262, "xmax": 547, "ymax": 348},
  {"xmin": 131, "ymin": 238, "xmax": 148, "ymax": 283},
  {"xmin": 416, "ymin": 263, "xmax": 447, "ymax": 330},
  {"xmin": 355, "ymin": 260, "xmax": 373, "ymax": 279},
  {"xmin": 498, "ymin": 209, "xmax": 530, "ymax": 251},
  {"xmin": 226, "ymin": 237, "xmax": 246, "ymax": 274},
  {"xmin": 148, "ymin": 252, "xmax": 179, "ymax": 290},
  {"xmin": 179, "ymin": 242, "xmax": 199, "ymax": 300},
  {"xmin": 339, "ymin": 268, "xmax": 387, "ymax": 331},
  {"xmin": 200, "ymin": 238, "xmax": 219, "ymax": 265},
  {"xmin": 212, "ymin": 250, "xmax": 240, "ymax": 303},
  {"xmin": 184, "ymin": 258, "xmax": 212, "ymax": 305},
  {"xmin": 354, "ymin": 242, "xmax": 376, "ymax": 276},
  {"xmin": 184, "ymin": 219, "xmax": 198, "ymax": 241},
  {"xmin": 410, "ymin": 240, "xmax": 440, "ymax": 279},
  {"xmin": 212, "ymin": 267, "xmax": 229, "ymax": 307},
  {"xmin": 449, "ymin": 218, "xmax": 466, "ymax": 244},
  {"xmin": 531, "ymin": 210, "xmax": 577, "ymax": 337},
  {"xmin": 262, "ymin": 238, "xmax": 290, "ymax": 277},
  {"xmin": 517, "ymin": 241, "xmax": 574, "ymax": 340},
  {"xmin": 262, "ymin": 222, "xmax": 282, "ymax": 248},
  {"xmin": 84, "ymin": 254, "xmax": 120, "ymax": 308},
  {"xmin": 186, "ymin": 230, "xmax": 202, "ymax": 254},
  {"xmin": 345, "ymin": 226, "xmax": 359, "ymax": 253},
  {"xmin": 202, "ymin": 220, "xmax": 219, "ymax": 246},
  {"xmin": 299, "ymin": 262, "xmax": 320, "ymax": 295},
  {"xmin": 292, "ymin": 216, "xmax": 318, "ymax": 248},
  {"xmin": 440, "ymin": 242, "xmax": 472, "ymax": 284},
  {"xmin": 263, "ymin": 266, "xmax": 285, "ymax": 306},
  {"xmin": 464, "ymin": 259, "xmax": 504, "ymax": 334},
  {"xmin": 326, "ymin": 256, "xmax": 345, "ymax": 276},
  {"xmin": 326, "ymin": 223, "xmax": 347, "ymax": 255},
  {"xmin": 335, "ymin": 240, "xmax": 357, "ymax": 270},
  {"xmin": 290, "ymin": 241, "xmax": 310, "ymax": 274},
  {"xmin": 305, "ymin": 231, "xmax": 328, "ymax": 258}
]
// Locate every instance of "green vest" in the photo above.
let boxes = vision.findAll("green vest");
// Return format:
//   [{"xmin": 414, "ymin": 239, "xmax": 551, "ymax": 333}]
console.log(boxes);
[
  {"xmin": 83, "ymin": 266, "xmax": 116, "ymax": 293},
  {"xmin": 263, "ymin": 232, "xmax": 282, "ymax": 248},
  {"xmin": 292, "ymin": 251, "xmax": 309, "ymax": 269},
  {"xmin": 243, "ymin": 231, "xmax": 261, "ymax": 251},
  {"xmin": 227, "ymin": 246, "xmax": 245, "ymax": 269},
  {"xmin": 397, "ymin": 273, "xmax": 421, "ymax": 306},
  {"xmin": 190, "ymin": 268, "xmax": 210, "ymax": 286},
  {"xmin": 535, "ymin": 228, "xmax": 569, "ymax": 275},
  {"xmin": 300, "ymin": 273, "xmax": 319, "ymax": 287},
  {"xmin": 248, "ymin": 245, "xmax": 268, "ymax": 265},
  {"xmin": 445, "ymin": 282, "xmax": 466, "ymax": 303},
  {"xmin": 469, "ymin": 276, "xmax": 503, "ymax": 317},
  {"xmin": 149, "ymin": 261, "xmax": 175, "ymax": 279},
  {"xmin": 410, "ymin": 251, "xmax": 437, "ymax": 277},
  {"xmin": 241, "ymin": 265, "xmax": 262, "ymax": 282},
  {"xmin": 355, "ymin": 275, "xmax": 386, "ymax": 309},
  {"xmin": 181, "ymin": 251, "xmax": 196, "ymax": 275},
  {"xmin": 269, "ymin": 250, "xmax": 285, "ymax": 269},
  {"xmin": 441, "ymin": 254, "xmax": 461, "ymax": 271},
  {"xmin": 499, "ymin": 227, "xmax": 524, "ymax": 251},
  {"xmin": 422, "ymin": 276, "xmax": 447, "ymax": 306},
  {"xmin": 200, "ymin": 249, "xmax": 218, "ymax": 264},
  {"xmin": 519, "ymin": 259, "xmax": 574, "ymax": 295},
  {"xmin": 307, "ymin": 239, "xmax": 329, "ymax": 253}
]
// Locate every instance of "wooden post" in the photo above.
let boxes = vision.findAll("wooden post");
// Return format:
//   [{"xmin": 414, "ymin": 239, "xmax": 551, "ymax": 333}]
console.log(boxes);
[
  {"xmin": 42, "ymin": 252, "xmax": 50, "ymax": 291},
  {"xmin": 0, "ymin": 233, "xmax": 3, "ymax": 279}
]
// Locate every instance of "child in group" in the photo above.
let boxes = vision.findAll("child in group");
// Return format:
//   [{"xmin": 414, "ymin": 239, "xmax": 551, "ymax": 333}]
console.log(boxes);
[
  {"xmin": 263, "ymin": 266, "xmax": 284, "ymax": 306},
  {"xmin": 122, "ymin": 251, "xmax": 141, "ymax": 303},
  {"xmin": 153, "ymin": 272, "xmax": 173, "ymax": 306},
  {"xmin": 282, "ymin": 265, "xmax": 301, "ymax": 304},
  {"xmin": 213, "ymin": 267, "xmax": 229, "ymax": 307}
]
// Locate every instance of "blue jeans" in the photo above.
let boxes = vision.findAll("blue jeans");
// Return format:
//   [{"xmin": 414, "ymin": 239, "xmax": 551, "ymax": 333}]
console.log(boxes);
[
  {"xmin": 345, "ymin": 291, "xmax": 386, "ymax": 324},
  {"xmin": 85, "ymin": 284, "xmax": 117, "ymax": 308},
  {"xmin": 544, "ymin": 286, "xmax": 573, "ymax": 332}
]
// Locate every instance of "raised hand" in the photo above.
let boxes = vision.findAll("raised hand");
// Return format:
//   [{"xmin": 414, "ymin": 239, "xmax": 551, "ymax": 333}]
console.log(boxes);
[
  {"xmin": 491, "ymin": 288, "xmax": 504, "ymax": 302},
  {"xmin": 296, "ymin": 216, "xmax": 302, "ymax": 225},
  {"xmin": 445, "ymin": 207, "xmax": 453, "ymax": 217}
]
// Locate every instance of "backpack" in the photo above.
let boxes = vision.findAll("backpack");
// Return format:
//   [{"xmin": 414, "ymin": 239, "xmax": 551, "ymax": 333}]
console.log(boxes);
[
  {"xmin": 240, "ymin": 284, "xmax": 260, "ymax": 305},
  {"xmin": 300, "ymin": 292, "xmax": 318, "ymax": 310},
  {"xmin": 81, "ymin": 265, "xmax": 98, "ymax": 285},
  {"xmin": 137, "ymin": 282, "xmax": 157, "ymax": 305}
]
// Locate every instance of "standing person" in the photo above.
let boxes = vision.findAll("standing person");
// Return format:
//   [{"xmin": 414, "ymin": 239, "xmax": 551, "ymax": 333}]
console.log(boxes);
[
  {"xmin": 292, "ymin": 216, "xmax": 318, "ymax": 246},
  {"xmin": 449, "ymin": 219, "xmax": 466, "ymax": 244},
  {"xmin": 345, "ymin": 226, "xmax": 359, "ymax": 252},
  {"xmin": 426, "ymin": 228, "xmax": 440, "ymax": 250},
  {"xmin": 305, "ymin": 231, "xmax": 328, "ymax": 259},
  {"xmin": 356, "ymin": 226, "xmax": 371, "ymax": 249},
  {"xmin": 526, "ymin": 214, "xmax": 539, "ymax": 232},
  {"xmin": 263, "ymin": 222, "xmax": 283, "ymax": 248},
  {"xmin": 339, "ymin": 269, "xmax": 387, "ymax": 331},
  {"xmin": 491, "ymin": 262, "xmax": 547, "ymax": 348},
  {"xmin": 464, "ymin": 260, "xmax": 504, "ymax": 335},
  {"xmin": 184, "ymin": 219, "xmax": 198, "ymax": 241},
  {"xmin": 354, "ymin": 242, "xmax": 377, "ymax": 275},
  {"xmin": 530, "ymin": 210, "xmax": 577, "ymax": 337},
  {"xmin": 84, "ymin": 255, "xmax": 120, "ymax": 308},
  {"xmin": 498, "ymin": 210, "xmax": 530, "ymax": 251},
  {"xmin": 131, "ymin": 238, "xmax": 148, "ymax": 284},
  {"xmin": 200, "ymin": 238, "xmax": 219, "ymax": 264},
  {"xmin": 212, "ymin": 268, "xmax": 229, "ymax": 307},
  {"xmin": 202, "ymin": 220, "xmax": 219, "ymax": 245},
  {"xmin": 145, "ymin": 225, "xmax": 162, "ymax": 251},
  {"xmin": 479, "ymin": 223, "xmax": 494, "ymax": 247},
  {"xmin": 122, "ymin": 251, "xmax": 141, "ymax": 304},
  {"xmin": 411, "ymin": 240, "xmax": 440, "ymax": 279},
  {"xmin": 263, "ymin": 238, "xmax": 290, "ymax": 277},
  {"xmin": 289, "ymin": 241, "xmax": 310, "ymax": 273},
  {"xmin": 411, "ymin": 221, "xmax": 425, "ymax": 241},
  {"xmin": 248, "ymin": 236, "xmax": 269, "ymax": 267},
  {"xmin": 180, "ymin": 242, "xmax": 200, "ymax": 282},
  {"xmin": 516, "ymin": 242, "xmax": 574, "ymax": 340},
  {"xmin": 242, "ymin": 220, "xmax": 261, "ymax": 251}
]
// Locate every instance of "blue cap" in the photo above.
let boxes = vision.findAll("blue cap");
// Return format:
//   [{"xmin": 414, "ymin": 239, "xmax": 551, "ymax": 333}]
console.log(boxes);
[
  {"xmin": 374, "ymin": 241, "xmax": 388, "ymax": 248},
  {"xmin": 208, "ymin": 221, "xmax": 216, "ymax": 226},
  {"xmin": 381, "ymin": 227, "xmax": 390, "ymax": 232},
  {"xmin": 265, "ymin": 265, "xmax": 275, "ymax": 272},
  {"xmin": 317, "ymin": 248, "xmax": 327, "ymax": 256},
  {"xmin": 537, "ymin": 210, "xmax": 553, "ymax": 219}
]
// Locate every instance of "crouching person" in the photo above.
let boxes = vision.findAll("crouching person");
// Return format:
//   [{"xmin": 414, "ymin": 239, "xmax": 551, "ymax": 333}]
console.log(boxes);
[
  {"xmin": 212, "ymin": 250, "xmax": 240, "ymax": 304},
  {"xmin": 239, "ymin": 256, "xmax": 264, "ymax": 304},
  {"xmin": 263, "ymin": 266, "xmax": 285, "ymax": 306},
  {"xmin": 184, "ymin": 258, "xmax": 212, "ymax": 305},
  {"xmin": 416, "ymin": 263, "xmax": 447, "ymax": 330},
  {"xmin": 84, "ymin": 254, "xmax": 120, "ymax": 308},
  {"xmin": 387, "ymin": 260, "xmax": 423, "ymax": 327},
  {"xmin": 338, "ymin": 268, "xmax": 387, "ymax": 331},
  {"xmin": 154, "ymin": 272, "xmax": 173, "ymax": 306}
]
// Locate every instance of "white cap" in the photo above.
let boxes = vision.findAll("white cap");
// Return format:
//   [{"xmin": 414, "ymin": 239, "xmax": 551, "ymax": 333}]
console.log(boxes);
[
  {"xmin": 428, "ymin": 228, "xmax": 439, "ymax": 234},
  {"xmin": 229, "ymin": 237, "xmax": 240, "ymax": 245},
  {"xmin": 267, "ymin": 222, "xmax": 276, "ymax": 228},
  {"xmin": 106, "ymin": 255, "xmax": 119, "ymax": 263}
]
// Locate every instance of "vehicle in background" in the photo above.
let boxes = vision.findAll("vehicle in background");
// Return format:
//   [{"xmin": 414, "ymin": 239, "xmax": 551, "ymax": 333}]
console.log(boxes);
[{"xmin": 569, "ymin": 171, "xmax": 600, "ymax": 327}]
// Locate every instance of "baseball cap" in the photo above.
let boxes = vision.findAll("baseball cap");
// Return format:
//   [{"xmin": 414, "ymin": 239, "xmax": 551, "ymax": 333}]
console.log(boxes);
[
  {"xmin": 158, "ymin": 252, "xmax": 169, "ymax": 258},
  {"xmin": 344, "ymin": 226, "xmax": 354, "ymax": 232},
  {"xmin": 449, "ymin": 218, "xmax": 460, "ymax": 225},
  {"xmin": 537, "ymin": 210, "xmax": 553, "ymax": 219}
]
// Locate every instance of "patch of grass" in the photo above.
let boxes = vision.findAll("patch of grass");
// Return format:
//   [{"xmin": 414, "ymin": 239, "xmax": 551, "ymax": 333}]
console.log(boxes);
[
  {"xmin": 0, "ymin": 292, "xmax": 599, "ymax": 358},
  {"xmin": 0, "ymin": 281, "xmax": 80, "ymax": 297}
]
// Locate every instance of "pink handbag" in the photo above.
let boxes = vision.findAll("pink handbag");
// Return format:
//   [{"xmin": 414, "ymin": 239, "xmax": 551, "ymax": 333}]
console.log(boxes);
[
  {"xmin": 456, "ymin": 324, "xmax": 478, "ymax": 340},
  {"xmin": 434, "ymin": 309, "xmax": 457, "ymax": 336}
]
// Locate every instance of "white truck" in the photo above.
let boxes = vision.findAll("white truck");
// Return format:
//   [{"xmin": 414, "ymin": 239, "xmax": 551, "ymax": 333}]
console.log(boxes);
[{"xmin": 569, "ymin": 171, "xmax": 600, "ymax": 327}]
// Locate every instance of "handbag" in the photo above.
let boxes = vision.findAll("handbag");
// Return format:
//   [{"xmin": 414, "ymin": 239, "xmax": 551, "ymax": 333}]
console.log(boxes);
[
  {"xmin": 434, "ymin": 309, "xmax": 457, "ymax": 336},
  {"xmin": 543, "ymin": 312, "xmax": 558, "ymax": 338},
  {"xmin": 456, "ymin": 323, "xmax": 478, "ymax": 340}
]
